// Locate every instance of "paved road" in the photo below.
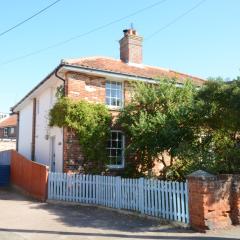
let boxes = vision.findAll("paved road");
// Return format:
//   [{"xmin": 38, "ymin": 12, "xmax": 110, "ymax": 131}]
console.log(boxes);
[
  {"xmin": 0, "ymin": 140, "xmax": 16, "ymax": 151},
  {"xmin": 0, "ymin": 188, "xmax": 239, "ymax": 240}
]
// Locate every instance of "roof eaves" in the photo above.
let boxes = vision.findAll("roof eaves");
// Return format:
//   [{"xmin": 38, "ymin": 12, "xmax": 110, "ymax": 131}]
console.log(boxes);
[{"xmin": 63, "ymin": 63, "xmax": 156, "ymax": 81}]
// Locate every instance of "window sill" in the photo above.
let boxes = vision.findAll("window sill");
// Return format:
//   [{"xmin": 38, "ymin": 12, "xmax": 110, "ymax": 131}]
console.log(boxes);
[
  {"xmin": 106, "ymin": 105, "xmax": 123, "ymax": 111},
  {"xmin": 107, "ymin": 165, "xmax": 124, "ymax": 170}
]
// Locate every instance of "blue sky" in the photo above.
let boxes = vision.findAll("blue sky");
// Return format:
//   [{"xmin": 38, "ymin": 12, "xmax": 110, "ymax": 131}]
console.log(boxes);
[{"xmin": 0, "ymin": 0, "xmax": 239, "ymax": 113}]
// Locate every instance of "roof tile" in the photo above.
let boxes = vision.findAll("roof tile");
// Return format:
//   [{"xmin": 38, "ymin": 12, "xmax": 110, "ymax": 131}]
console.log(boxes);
[
  {"xmin": 65, "ymin": 56, "xmax": 205, "ymax": 86},
  {"xmin": 0, "ymin": 115, "xmax": 17, "ymax": 128}
]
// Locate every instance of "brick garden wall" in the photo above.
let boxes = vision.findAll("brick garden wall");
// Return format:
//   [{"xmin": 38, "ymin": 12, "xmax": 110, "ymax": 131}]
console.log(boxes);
[{"xmin": 187, "ymin": 170, "xmax": 240, "ymax": 232}]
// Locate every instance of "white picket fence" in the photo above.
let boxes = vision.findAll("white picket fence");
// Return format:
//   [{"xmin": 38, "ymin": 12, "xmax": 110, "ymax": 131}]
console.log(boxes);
[{"xmin": 48, "ymin": 172, "xmax": 189, "ymax": 223}]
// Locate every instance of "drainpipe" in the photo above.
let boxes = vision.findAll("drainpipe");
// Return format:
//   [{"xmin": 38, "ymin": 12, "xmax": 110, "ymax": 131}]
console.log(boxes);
[
  {"xmin": 54, "ymin": 64, "xmax": 66, "ymax": 173},
  {"xmin": 16, "ymin": 112, "xmax": 20, "ymax": 152},
  {"xmin": 31, "ymin": 98, "xmax": 37, "ymax": 161}
]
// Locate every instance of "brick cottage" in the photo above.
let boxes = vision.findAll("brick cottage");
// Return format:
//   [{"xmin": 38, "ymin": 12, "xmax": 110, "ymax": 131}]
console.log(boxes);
[
  {"xmin": 0, "ymin": 114, "xmax": 17, "ymax": 140},
  {"xmin": 12, "ymin": 29, "xmax": 205, "ymax": 174}
]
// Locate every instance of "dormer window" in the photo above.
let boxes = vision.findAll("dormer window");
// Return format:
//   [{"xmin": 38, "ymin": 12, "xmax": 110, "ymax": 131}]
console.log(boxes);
[{"xmin": 105, "ymin": 80, "xmax": 123, "ymax": 108}]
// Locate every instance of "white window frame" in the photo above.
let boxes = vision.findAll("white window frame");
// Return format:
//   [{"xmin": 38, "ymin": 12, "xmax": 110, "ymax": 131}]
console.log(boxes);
[
  {"xmin": 107, "ymin": 130, "xmax": 125, "ymax": 169},
  {"xmin": 105, "ymin": 80, "xmax": 124, "ymax": 109},
  {"xmin": 3, "ymin": 128, "xmax": 8, "ymax": 137}
]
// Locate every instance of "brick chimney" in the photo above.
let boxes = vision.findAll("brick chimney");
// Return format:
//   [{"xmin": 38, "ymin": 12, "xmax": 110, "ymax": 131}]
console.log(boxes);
[{"xmin": 119, "ymin": 29, "xmax": 143, "ymax": 64}]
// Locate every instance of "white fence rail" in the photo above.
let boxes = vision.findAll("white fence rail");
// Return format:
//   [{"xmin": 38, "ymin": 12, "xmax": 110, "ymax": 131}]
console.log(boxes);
[{"xmin": 48, "ymin": 172, "xmax": 189, "ymax": 223}]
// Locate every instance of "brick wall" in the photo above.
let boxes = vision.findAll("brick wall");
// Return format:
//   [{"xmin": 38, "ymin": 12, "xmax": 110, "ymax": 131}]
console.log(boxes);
[
  {"xmin": 230, "ymin": 175, "xmax": 240, "ymax": 225},
  {"xmin": 66, "ymin": 72, "xmax": 106, "ymax": 103},
  {"xmin": 187, "ymin": 170, "xmax": 240, "ymax": 232},
  {"xmin": 63, "ymin": 72, "xmax": 133, "ymax": 172},
  {"xmin": 63, "ymin": 127, "xmax": 84, "ymax": 173}
]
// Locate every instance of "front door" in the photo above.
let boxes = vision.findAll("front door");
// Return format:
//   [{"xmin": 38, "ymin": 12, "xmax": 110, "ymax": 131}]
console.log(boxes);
[{"xmin": 50, "ymin": 136, "xmax": 56, "ymax": 172}]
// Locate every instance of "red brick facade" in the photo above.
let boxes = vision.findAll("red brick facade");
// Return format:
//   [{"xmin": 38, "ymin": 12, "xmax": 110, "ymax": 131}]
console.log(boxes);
[
  {"xmin": 187, "ymin": 171, "xmax": 240, "ymax": 232},
  {"xmin": 62, "ymin": 71, "xmax": 134, "ymax": 173},
  {"xmin": 58, "ymin": 29, "xmax": 205, "ymax": 174},
  {"xmin": 63, "ymin": 127, "xmax": 84, "ymax": 173}
]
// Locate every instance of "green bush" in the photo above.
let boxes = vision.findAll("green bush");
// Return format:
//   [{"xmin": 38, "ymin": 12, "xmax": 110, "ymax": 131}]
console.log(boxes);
[{"xmin": 49, "ymin": 97, "xmax": 112, "ymax": 174}]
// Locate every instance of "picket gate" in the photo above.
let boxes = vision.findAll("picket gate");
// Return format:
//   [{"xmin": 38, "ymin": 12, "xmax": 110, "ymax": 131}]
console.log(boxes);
[{"xmin": 48, "ymin": 172, "xmax": 189, "ymax": 223}]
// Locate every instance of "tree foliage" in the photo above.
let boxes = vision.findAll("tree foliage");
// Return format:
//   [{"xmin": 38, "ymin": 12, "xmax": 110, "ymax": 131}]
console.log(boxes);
[
  {"xmin": 118, "ymin": 77, "xmax": 240, "ymax": 179},
  {"xmin": 49, "ymin": 97, "xmax": 112, "ymax": 173},
  {"xmin": 117, "ymin": 78, "xmax": 196, "ymax": 178},
  {"xmin": 183, "ymin": 78, "xmax": 240, "ymax": 175}
]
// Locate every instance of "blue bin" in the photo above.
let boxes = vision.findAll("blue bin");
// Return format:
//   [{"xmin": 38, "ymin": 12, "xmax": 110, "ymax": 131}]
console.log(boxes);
[{"xmin": 0, "ymin": 165, "xmax": 10, "ymax": 186}]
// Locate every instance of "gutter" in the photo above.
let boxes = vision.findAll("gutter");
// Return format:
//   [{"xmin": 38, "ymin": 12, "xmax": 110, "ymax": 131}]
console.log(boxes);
[
  {"xmin": 54, "ymin": 64, "xmax": 66, "ymax": 84},
  {"xmin": 12, "ymin": 62, "xmax": 189, "ymax": 112},
  {"xmin": 62, "ymin": 63, "xmax": 157, "ymax": 83}
]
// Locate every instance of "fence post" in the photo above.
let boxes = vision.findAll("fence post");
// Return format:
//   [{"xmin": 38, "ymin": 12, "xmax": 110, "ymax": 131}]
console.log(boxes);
[
  {"xmin": 116, "ymin": 176, "xmax": 121, "ymax": 209},
  {"xmin": 139, "ymin": 178, "xmax": 144, "ymax": 214}
]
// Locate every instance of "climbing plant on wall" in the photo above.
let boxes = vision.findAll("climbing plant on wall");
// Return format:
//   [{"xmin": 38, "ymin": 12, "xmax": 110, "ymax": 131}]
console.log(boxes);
[{"xmin": 49, "ymin": 97, "xmax": 112, "ymax": 174}]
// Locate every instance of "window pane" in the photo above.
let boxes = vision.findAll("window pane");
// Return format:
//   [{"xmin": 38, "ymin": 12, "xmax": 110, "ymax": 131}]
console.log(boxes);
[
  {"xmin": 112, "ymin": 140, "xmax": 117, "ymax": 148},
  {"xmin": 111, "ymin": 149, "xmax": 117, "ymax": 157},
  {"xmin": 117, "ymin": 140, "xmax": 122, "ymax": 148},
  {"xmin": 116, "ymin": 90, "xmax": 121, "ymax": 99},
  {"xmin": 111, "ymin": 81, "xmax": 116, "ymax": 88},
  {"xmin": 106, "ymin": 98, "xmax": 110, "ymax": 105},
  {"xmin": 117, "ymin": 149, "xmax": 122, "ymax": 157},
  {"xmin": 116, "ymin": 83, "xmax": 121, "ymax": 90},
  {"xmin": 116, "ymin": 156, "xmax": 122, "ymax": 165},
  {"xmin": 111, "ymin": 89, "xmax": 117, "ymax": 98},
  {"xmin": 118, "ymin": 132, "xmax": 122, "ymax": 138},
  {"xmin": 106, "ymin": 89, "xmax": 111, "ymax": 97},
  {"xmin": 116, "ymin": 99, "xmax": 121, "ymax": 106},
  {"xmin": 111, "ymin": 98, "xmax": 116, "ymax": 106},
  {"xmin": 112, "ymin": 132, "xmax": 117, "ymax": 140},
  {"xmin": 106, "ymin": 81, "xmax": 111, "ymax": 89}
]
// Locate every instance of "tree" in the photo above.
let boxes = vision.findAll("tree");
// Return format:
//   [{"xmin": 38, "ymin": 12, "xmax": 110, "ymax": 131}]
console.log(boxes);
[
  {"xmin": 117, "ymin": 78, "xmax": 196, "ymax": 179},
  {"xmin": 118, "ymin": 76, "xmax": 240, "ymax": 180},
  {"xmin": 185, "ymin": 78, "xmax": 240, "ymax": 174}
]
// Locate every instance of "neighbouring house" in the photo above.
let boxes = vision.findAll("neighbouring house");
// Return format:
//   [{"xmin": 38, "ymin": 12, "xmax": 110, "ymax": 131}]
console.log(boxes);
[
  {"xmin": 0, "ymin": 114, "xmax": 17, "ymax": 140},
  {"xmin": 12, "ymin": 29, "xmax": 205, "ymax": 173}
]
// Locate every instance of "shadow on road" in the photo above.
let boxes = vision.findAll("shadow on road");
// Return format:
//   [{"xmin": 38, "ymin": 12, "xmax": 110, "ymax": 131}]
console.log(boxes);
[{"xmin": 0, "ymin": 228, "xmax": 238, "ymax": 239}]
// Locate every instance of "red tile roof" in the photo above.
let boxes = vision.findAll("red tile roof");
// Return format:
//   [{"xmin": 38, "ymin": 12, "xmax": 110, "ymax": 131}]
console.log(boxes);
[
  {"xmin": 0, "ymin": 115, "xmax": 17, "ymax": 128},
  {"xmin": 65, "ymin": 57, "xmax": 205, "ymax": 86}
]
